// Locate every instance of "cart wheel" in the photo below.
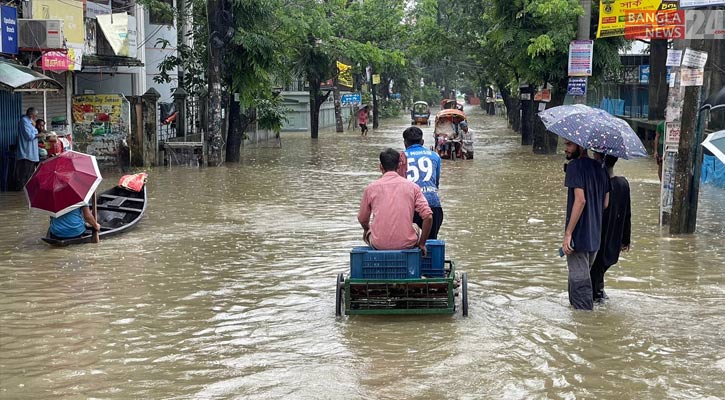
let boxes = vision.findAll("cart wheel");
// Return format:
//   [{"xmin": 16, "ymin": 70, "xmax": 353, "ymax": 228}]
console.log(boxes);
[
  {"xmin": 461, "ymin": 272, "xmax": 468, "ymax": 317},
  {"xmin": 335, "ymin": 273, "xmax": 344, "ymax": 317}
]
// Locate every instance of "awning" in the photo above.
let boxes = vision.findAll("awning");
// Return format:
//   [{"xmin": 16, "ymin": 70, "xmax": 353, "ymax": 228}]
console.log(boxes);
[{"xmin": 0, "ymin": 60, "xmax": 63, "ymax": 92}]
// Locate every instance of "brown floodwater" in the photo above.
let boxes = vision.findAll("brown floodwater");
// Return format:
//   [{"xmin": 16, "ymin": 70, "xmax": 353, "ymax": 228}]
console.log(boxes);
[{"xmin": 1, "ymin": 107, "xmax": 724, "ymax": 399}]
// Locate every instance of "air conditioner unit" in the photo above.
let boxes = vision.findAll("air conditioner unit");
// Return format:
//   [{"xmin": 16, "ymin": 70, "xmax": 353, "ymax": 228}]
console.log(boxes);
[{"xmin": 18, "ymin": 19, "xmax": 64, "ymax": 50}]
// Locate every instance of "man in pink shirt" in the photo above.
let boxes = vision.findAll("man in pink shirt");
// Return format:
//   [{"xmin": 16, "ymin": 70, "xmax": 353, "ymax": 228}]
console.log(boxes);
[{"xmin": 358, "ymin": 148, "xmax": 433, "ymax": 255}]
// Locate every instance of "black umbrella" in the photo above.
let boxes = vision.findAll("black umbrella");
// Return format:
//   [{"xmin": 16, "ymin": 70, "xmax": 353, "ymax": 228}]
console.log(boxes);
[{"xmin": 700, "ymin": 85, "xmax": 725, "ymax": 112}]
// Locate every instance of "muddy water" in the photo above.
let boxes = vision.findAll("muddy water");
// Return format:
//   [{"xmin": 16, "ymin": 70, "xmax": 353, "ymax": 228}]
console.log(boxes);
[{"xmin": 1, "ymin": 107, "xmax": 723, "ymax": 399}]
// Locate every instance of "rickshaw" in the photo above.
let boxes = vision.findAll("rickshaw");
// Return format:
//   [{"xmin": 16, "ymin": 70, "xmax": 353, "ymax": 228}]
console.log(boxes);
[
  {"xmin": 335, "ymin": 240, "xmax": 469, "ymax": 317},
  {"xmin": 441, "ymin": 98, "xmax": 464, "ymax": 111},
  {"xmin": 433, "ymin": 108, "xmax": 467, "ymax": 160},
  {"xmin": 410, "ymin": 101, "xmax": 431, "ymax": 125}
]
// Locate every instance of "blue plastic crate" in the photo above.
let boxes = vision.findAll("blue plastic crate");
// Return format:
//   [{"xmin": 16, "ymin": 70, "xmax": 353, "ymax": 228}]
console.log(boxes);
[
  {"xmin": 350, "ymin": 247, "xmax": 421, "ymax": 279},
  {"xmin": 421, "ymin": 240, "xmax": 446, "ymax": 277}
]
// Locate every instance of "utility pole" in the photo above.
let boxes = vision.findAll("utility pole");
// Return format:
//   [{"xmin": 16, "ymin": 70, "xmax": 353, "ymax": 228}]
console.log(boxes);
[
  {"xmin": 206, "ymin": 0, "xmax": 224, "ymax": 166},
  {"xmin": 670, "ymin": 38, "xmax": 708, "ymax": 234},
  {"xmin": 520, "ymin": 84, "xmax": 534, "ymax": 145},
  {"xmin": 573, "ymin": 0, "xmax": 591, "ymax": 105}
]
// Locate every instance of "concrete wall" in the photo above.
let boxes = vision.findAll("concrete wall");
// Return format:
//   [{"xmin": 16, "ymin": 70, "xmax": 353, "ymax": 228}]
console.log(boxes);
[
  {"xmin": 143, "ymin": 12, "xmax": 178, "ymax": 105},
  {"xmin": 280, "ymin": 91, "xmax": 353, "ymax": 132},
  {"xmin": 76, "ymin": 73, "xmax": 134, "ymax": 97}
]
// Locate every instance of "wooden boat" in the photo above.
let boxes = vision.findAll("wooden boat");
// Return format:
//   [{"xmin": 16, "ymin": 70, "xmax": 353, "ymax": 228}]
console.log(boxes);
[{"xmin": 41, "ymin": 185, "xmax": 147, "ymax": 246}]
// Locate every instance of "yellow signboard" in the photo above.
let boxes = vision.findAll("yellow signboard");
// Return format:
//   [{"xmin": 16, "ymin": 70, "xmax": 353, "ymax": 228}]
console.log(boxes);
[
  {"xmin": 336, "ymin": 61, "xmax": 353, "ymax": 89},
  {"xmin": 597, "ymin": 0, "xmax": 674, "ymax": 38},
  {"xmin": 372, "ymin": 74, "xmax": 381, "ymax": 85},
  {"xmin": 33, "ymin": 0, "xmax": 85, "ymax": 46}
]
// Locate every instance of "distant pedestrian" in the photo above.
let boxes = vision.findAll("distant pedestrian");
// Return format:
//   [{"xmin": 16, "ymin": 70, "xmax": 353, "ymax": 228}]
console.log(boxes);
[
  {"xmin": 561, "ymin": 140, "xmax": 610, "ymax": 310},
  {"xmin": 459, "ymin": 121, "xmax": 473, "ymax": 159},
  {"xmin": 400, "ymin": 126, "xmax": 444, "ymax": 239},
  {"xmin": 591, "ymin": 153, "xmax": 631, "ymax": 303},
  {"xmin": 358, "ymin": 105, "xmax": 370, "ymax": 136},
  {"xmin": 15, "ymin": 107, "xmax": 40, "ymax": 188}
]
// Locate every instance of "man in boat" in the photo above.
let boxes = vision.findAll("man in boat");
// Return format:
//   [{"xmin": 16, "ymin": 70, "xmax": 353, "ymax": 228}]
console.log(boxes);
[
  {"xmin": 50, "ymin": 205, "xmax": 101, "ymax": 239},
  {"xmin": 358, "ymin": 148, "xmax": 432, "ymax": 255}
]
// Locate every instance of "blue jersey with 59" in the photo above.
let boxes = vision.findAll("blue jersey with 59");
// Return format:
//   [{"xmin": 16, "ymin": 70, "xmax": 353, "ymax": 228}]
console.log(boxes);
[{"xmin": 404, "ymin": 144, "xmax": 441, "ymax": 207}]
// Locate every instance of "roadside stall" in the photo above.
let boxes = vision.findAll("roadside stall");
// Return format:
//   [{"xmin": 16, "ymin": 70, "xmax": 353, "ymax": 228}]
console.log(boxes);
[{"xmin": 0, "ymin": 60, "xmax": 63, "ymax": 191}]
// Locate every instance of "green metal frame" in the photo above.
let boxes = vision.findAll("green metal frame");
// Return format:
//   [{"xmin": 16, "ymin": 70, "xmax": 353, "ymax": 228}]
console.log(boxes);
[{"xmin": 344, "ymin": 261, "xmax": 457, "ymax": 315}]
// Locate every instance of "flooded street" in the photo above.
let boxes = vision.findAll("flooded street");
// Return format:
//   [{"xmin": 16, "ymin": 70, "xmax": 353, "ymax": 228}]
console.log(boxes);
[{"xmin": 1, "ymin": 107, "xmax": 724, "ymax": 399}]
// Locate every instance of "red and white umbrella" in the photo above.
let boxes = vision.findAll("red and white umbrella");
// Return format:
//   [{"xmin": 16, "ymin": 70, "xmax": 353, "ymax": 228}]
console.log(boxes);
[{"xmin": 24, "ymin": 151, "xmax": 103, "ymax": 217}]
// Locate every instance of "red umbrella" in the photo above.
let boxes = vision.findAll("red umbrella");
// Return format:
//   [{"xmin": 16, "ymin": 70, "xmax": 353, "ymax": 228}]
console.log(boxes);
[{"xmin": 24, "ymin": 151, "xmax": 103, "ymax": 217}]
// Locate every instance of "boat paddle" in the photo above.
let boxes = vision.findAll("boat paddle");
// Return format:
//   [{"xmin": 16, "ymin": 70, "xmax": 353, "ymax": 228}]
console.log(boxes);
[{"xmin": 92, "ymin": 192, "xmax": 100, "ymax": 243}]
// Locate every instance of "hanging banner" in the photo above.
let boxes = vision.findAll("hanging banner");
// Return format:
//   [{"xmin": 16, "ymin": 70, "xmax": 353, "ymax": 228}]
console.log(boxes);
[
  {"xmin": 96, "ymin": 12, "xmax": 135, "ymax": 57},
  {"xmin": 32, "ymin": 0, "xmax": 84, "ymax": 47},
  {"xmin": 1, "ymin": 6, "xmax": 18, "ymax": 55},
  {"xmin": 568, "ymin": 40, "xmax": 594, "ymax": 76},
  {"xmin": 336, "ymin": 61, "xmax": 353, "ymax": 89},
  {"xmin": 597, "ymin": 0, "xmax": 676, "ymax": 38}
]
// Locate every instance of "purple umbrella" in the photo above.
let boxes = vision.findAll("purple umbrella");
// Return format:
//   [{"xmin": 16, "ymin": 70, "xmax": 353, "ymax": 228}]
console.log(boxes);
[{"xmin": 538, "ymin": 104, "xmax": 647, "ymax": 160}]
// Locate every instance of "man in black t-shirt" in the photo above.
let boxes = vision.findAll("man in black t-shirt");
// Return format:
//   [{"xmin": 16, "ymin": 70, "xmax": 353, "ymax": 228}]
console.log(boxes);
[
  {"xmin": 591, "ymin": 153, "xmax": 631, "ymax": 302},
  {"xmin": 561, "ymin": 140, "xmax": 610, "ymax": 310}
]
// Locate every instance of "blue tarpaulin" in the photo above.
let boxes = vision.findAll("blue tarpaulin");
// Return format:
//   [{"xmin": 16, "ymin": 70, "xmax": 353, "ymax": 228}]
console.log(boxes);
[{"xmin": 701, "ymin": 154, "xmax": 725, "ymax": 188}]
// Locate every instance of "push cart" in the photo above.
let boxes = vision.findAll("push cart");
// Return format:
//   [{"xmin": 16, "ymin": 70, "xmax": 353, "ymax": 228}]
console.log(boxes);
[{"xmin": 335, "ymin": 242, "xmax": 468, "ymax": 316}]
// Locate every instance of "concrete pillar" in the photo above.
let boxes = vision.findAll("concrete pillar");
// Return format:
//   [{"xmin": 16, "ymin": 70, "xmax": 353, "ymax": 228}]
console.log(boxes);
[
  {"xmin": 129, "ymin": 96, "xmax": 144, "ymax": 167},
  {"xmin": 142, "ymin": 88, "xmax": 161, "ymax": 166},
  {"xmin": 173, "ymin": 86, "xmax": 187, "ymax": 138}
]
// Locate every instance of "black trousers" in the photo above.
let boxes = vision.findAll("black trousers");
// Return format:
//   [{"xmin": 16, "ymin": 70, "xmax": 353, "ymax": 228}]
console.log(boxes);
[
  {"xmin": 590, "ymin": 259, "xmax": 611, "ymax": 300},
  {"xmin": 15, "ymin": 159, "xmax": 37, "ymax": 189},
  {"xmin": 414, "ymin": 207, "xmax": 444, "ymax": 240}
]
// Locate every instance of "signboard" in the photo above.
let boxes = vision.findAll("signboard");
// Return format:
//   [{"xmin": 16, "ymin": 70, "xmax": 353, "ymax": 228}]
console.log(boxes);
[
  {"xmin": 681, "ymin": 48, "xmax": 708, "ymax": 69},
  {"xmin": 33, "ymin": 0, "xmax": 84, "ymax": 47},
  {"xmin": 597, "ymin": 0, "xmax": 676, "ymax": 38},
  {"xmin": 340, "ymin": 93, "xmax": 361, "ymax": 105},
  {"xmin": 0, "ymin": 5, "xmax": 18, "ymax": 55},
  {"xmin": 624, "ymin": 9, "xmax": 684, "ymax": 39},
  {"xmin": 567, "ymin": 77, "xmax": 587, "ymax": 96},
  {"xmin": 684, "ymin": 10, "xmax": 725, "ymax": 39},
  {"xmin": 372, "ymin": 74, "xmax": 380, "ymax": 85},
  {"xmin": 680, "ymin": 68, "xmax": 704, "ymax": 86},
  {"xmin": 679, "ymin": 0, "xmax": 725, "ymax": 7},
  {"xmin": 42, "ymin": 51, "xmax": 70, "ymax": 71},
  {"xmin": 520, "ymin": 93, "xmax": 531, "ymax": 100},
  {"xmin": 661, "ymin": 151, "xmax": 676, "ymax": 213},
  {"xmin": 336, "ymin": 61, "xmax": 353, "ymax": 89},
  {"xmin": 640, "ymin": 65, "xmax": 650, "ymax": 84},
  {"xmin": 567, "ymin": 40, "xmax": 594, "ymax": 76},
  {"xmin": 72, "ymin": 94, "xmax": 130, "ymax": 138},
  {"xmin": 666, "ymin": 50, "xmax": 683, "ymax": 66},
  {"xmin": 533, "ymin": 88, "xmax": 551, "ymax": 102},
  {"xmin": 665, "ymin": 122, "xmax": 680, "ymax": 144}
]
